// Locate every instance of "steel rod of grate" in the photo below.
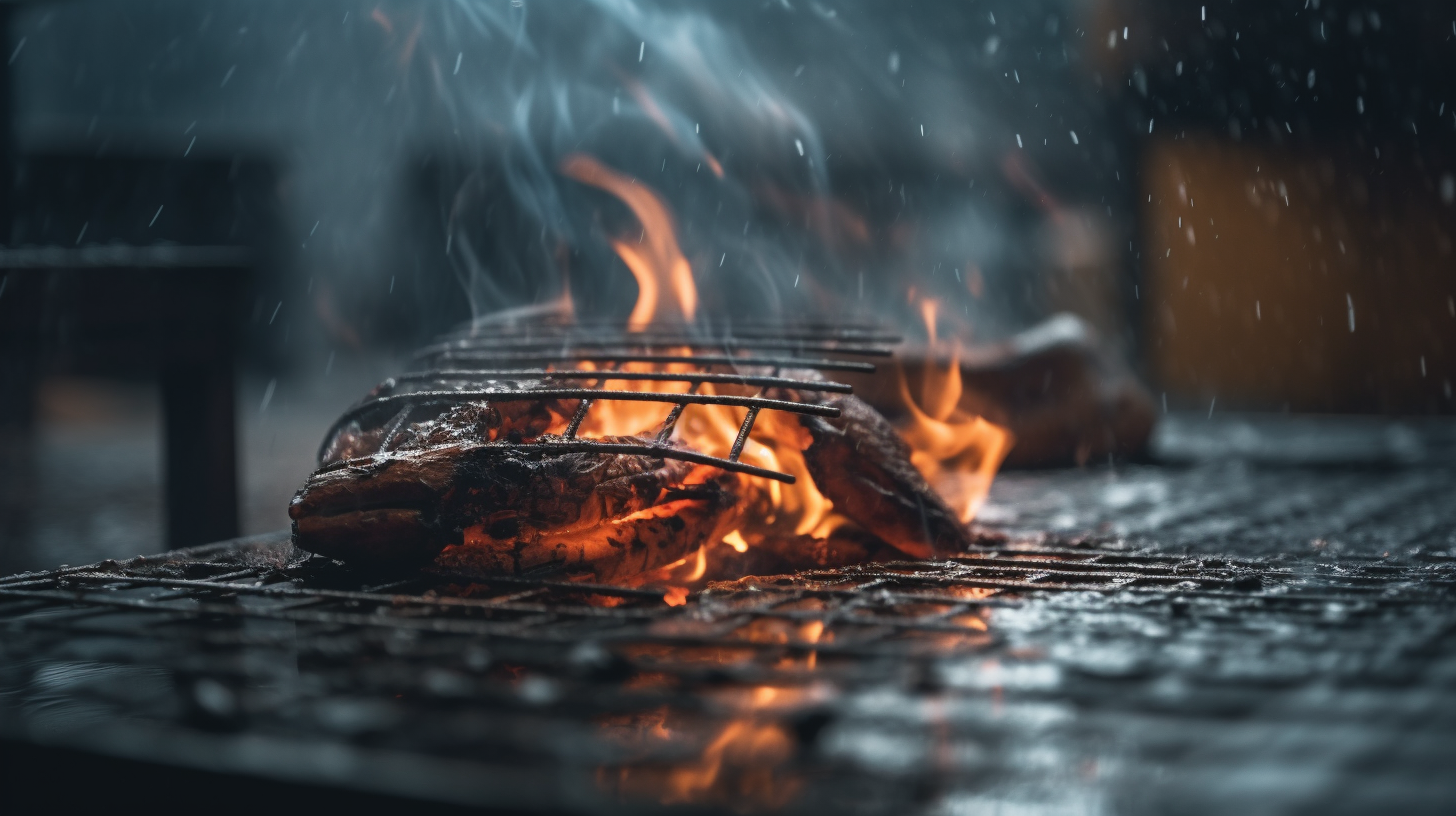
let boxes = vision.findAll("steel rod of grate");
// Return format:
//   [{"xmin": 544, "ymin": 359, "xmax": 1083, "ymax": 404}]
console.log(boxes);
[
  {"xmin": 729, "ymin": 407, "xmax": 760, "ymax": 462},
  {"xmin": 423, "ymin": 352, "xmax": 879, "ymax": 372},
  {"xmin": 655, "ymin": 382, "xmax": 701, "ymax": 443},
  {"xmin": 439, "ymin": 316, "xmax": 900, "ymax": 332},
  {"xmin": 317, "ymin": 437, "xmax": 798, "ymax": 483},
  {"xmin": 392, "ymin": 369, "xmax": 854, "ymax": 393},
  {"xmin": 435, "ymin": 326, "xmax": 905, "ymax": 345},
  {"xmin": 655, "ymin": 402, "xmax": 686, "ymax": 443},
  {"xmin": 327, "ymin": 388, "xmax": 837, "ymax": 438},
  {"xmin": 563, "ymin": 398, "xmax": 593, "ymax": 439},
  {"xmin": 413, "ymin": 337, "xmax": 895, "ymax": 359}
]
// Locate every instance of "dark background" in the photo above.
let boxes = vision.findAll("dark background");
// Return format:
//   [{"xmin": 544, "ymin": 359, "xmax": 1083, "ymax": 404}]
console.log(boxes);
[{"xmin": 0, "ymin": 0, "xmax": 1452, "ymax": 572}]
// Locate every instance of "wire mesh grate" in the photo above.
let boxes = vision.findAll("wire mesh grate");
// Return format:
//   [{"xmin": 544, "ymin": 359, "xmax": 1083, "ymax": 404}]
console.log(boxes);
[
  {"xmin": 3, "ymin": 531, "xmax": 1455, "ymax": 812},
  {"xmin": 322, "ymin": 322, "xmax": 900, "ymax": 482}
]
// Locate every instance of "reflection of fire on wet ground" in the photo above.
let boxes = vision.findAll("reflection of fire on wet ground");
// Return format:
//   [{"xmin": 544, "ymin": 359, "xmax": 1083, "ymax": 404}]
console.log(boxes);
[{"xmin": 8, "ymin": 464, "xmax": 1456, "ymax": 814}]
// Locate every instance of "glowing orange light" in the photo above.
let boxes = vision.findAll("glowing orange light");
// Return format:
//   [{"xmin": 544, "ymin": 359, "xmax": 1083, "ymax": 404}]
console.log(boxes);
[
  {"xmin": 552, "ymin": 153, "xmax": 843, "ymax": 564},
  {"xmin": 559, "ymin": 154, "xmax": 698, "ymax": 328},
  {"xmin": 899, "ymin": 299, "xmax": 1015, "ymax": 522}
]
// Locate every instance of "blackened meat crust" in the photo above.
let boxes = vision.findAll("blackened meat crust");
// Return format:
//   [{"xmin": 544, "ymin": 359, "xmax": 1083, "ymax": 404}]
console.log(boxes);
[{"xmin": 799, "ymin": 394, "xmax": 974, "ymax": 558}]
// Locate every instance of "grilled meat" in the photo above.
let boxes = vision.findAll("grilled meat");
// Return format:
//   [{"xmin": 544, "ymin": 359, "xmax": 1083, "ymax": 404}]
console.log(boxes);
[
  {"xmin": 842, "ymin": 314, "xmax": 1156, "ymax": 467},
  {"xmin": 796, "ymin": 393, "xmax": 974, "ymax": 558},
  {"xmin": 291, "ymin": 365, "xmax": 982, "ymax": 583},
  {"xmin": 291, "ymin": 387, "xmax": 740, "ymax": 581}
]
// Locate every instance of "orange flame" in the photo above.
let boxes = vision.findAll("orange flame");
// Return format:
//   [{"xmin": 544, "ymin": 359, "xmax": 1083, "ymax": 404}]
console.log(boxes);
[
  {"xmin": 598, "ymin": 687, "xmax": 803, "ymax": 807},
  {"xmin": 553, "ymin": 154, "xmax": 843, "ymax": 562},
  {"xmin": 899, "ymin": 300, "xmax": 1015, "ymax": 522},
  {"xmin": 559, "ymin": 154, "xmax": 698, "ymax": 328}
]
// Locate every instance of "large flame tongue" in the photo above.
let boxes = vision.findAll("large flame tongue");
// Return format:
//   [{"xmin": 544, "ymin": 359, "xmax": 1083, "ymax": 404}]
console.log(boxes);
[
  {"xmin": 899, "ymin": 300, "xmax": 1015, "ymax": 523},
  {"xmin": 548, "ymin": 158, "xmax": 1012, "ymax": 592},
  {"xmin": 560, "ymin": 153, "xmax": 697, "ymax": 329}
]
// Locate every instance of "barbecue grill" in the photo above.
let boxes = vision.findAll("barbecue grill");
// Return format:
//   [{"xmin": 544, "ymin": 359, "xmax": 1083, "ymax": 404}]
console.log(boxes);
[
  {"xmin": 4, "ymin": 374, "xmax": 1456, "ymax": 813},
  {"xmin": 324, "ymin": 319, "xmax": 898, "ymax": 484}
]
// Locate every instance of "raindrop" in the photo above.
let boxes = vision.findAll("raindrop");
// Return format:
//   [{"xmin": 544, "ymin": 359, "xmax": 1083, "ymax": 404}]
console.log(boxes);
[
  {"xmin": 454, "ymin": 53, "xmax": 462, "ymax": 75},
  {"xmin": 1306, "ymin": 69, "xmax": 1316, "ymax": 88},
  {"xmin": 149, "ymin": 205, "xmax": 164, "ymax": 227},
  {"xmin": 1070, "ymin": 131, "xmax": 1079, "ymax": 145},
  {"xmin": 638, "ymin": 42, "xmax": 645, "ymax": 63},
  {"xmin": 259, "ymin": 379, "xmax": 277, "ymax": 413},
  {"xmin": 1016, "ymin": 134, "xmax": 1023, "ymax": 148},
  {"xmin": 1346, "ymin": 294, "xmax": 1356, "ymax": 332},
  {"xmin": 888, "ymin": 51, "xmax": 900, "ymax": 73}
]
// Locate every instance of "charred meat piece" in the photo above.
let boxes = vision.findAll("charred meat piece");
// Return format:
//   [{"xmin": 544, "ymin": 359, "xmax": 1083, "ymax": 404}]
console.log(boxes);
[
  {"xmin": 292, "ymin": 391, "xmax": 740, "ymax": 580},
  {"xmin": 845, "ymin": 314, "xmax": 1156, "ymax": 468},
  {"xmin": 292, "ymin": 362, "xmax": 986, "ymax": 583},
  {"xmin": 319, "ymin": 377, "xmax": 580, "ymax": 464},
  {"xmin": 797, "ymin": 394, "xmax": 975, "ymax": 558}
]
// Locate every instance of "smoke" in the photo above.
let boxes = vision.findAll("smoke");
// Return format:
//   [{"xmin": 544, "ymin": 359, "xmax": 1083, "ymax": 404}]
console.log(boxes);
[
  {"xmin": 15, "ymin": 0, "xmax": 1129, "ymax": 346},
  {"xmin": 419, "ymin": 0, "xmax": 840, "ymax": 326}
]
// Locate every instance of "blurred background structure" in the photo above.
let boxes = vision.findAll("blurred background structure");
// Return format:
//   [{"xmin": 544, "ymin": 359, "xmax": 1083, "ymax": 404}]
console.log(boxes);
[{"xmin": 0, "ymin": 0, "xmax": 1452, "ymax": 573}]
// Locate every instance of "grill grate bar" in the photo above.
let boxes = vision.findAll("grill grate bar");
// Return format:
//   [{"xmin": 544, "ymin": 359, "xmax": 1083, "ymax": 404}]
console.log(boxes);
[
  {"xmin": 729, "ymin": 407, "xmax": 760, "ymax": 462},
  {"xmin": 563, "ymin": 398, "xmax": 594, "ymax": 439},
  {"xmin": 322, "ymin": 438, "xmax": 798, "ymax": 483},
  {"xmin": 332, "ymin": 387, "xmax": 838, "ymax": 426},
  {"xmin": 392, "ymin": 368, "xmax": 854, "ymax": 393},
  {"xmin": 433, "ymin": 322, "xmax": 904, "ymax": 345},
  {"xmin": 420, "ymin": 351, "xmax": 879, "ymax": 372},
  {"xmin": 413, "ymin": 337, "xmax": 896, "ymax": 359}
]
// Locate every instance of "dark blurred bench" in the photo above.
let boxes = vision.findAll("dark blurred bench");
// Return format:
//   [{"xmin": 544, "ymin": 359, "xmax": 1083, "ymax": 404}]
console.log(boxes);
[{"xmin": 0, "ymin": 155, "xmax": 280, "ymax": 558}]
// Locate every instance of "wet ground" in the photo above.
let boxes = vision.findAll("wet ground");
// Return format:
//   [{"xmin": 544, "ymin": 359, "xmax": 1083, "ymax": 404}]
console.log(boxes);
[
  {"xmin": 0, "ymin": 361, "xmax": 394, "ymax": 574},
  {"xmin": 1, "ymin": 407, "xmax": 1454, "ymax": 814}
]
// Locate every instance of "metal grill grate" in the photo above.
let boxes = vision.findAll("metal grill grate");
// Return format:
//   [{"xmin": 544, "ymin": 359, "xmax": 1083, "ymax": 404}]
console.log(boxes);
[
  {"xmin": 322, "ymin": 322, "xmax": 898, "ymax": 483},
  {"xmin": 3, "ymin": 523, "xmax": 1455, "ymax": 813}
]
